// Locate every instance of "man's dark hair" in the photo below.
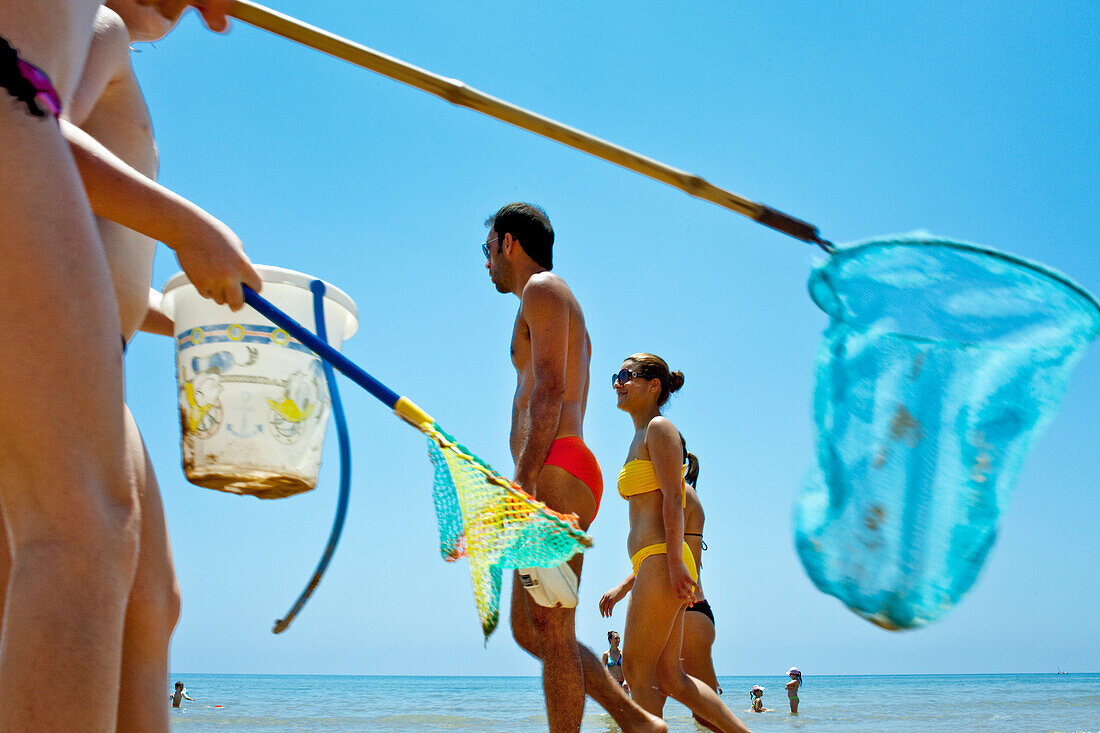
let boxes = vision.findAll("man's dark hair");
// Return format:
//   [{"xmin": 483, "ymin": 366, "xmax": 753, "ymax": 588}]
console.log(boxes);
[{"xmin": 486, "ymin": 202, "xmax": 554, "ymax": 270}]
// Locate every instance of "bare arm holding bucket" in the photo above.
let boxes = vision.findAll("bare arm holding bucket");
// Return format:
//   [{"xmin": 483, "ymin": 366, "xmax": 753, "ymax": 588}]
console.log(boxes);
[
  {"xmin": 142, "ymin": 288, "xmax": 175, "ymax": 337},
  {"xmin": 62, "ymin": 120, "xmax": 261, "ymax": 310}
]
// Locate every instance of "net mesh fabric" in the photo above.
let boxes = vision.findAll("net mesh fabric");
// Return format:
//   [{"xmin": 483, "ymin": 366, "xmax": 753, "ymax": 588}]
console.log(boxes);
[
  {"xmin": 796, "ymin": 234, "xmax": 1100, "ymax": 629},
  {"xmin": 426, "ymin": 426, "xmax": 590, "ymax": 638}
]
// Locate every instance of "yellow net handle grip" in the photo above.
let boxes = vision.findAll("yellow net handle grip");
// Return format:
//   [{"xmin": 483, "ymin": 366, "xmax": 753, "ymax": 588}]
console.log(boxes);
[{"xmin": 394, "ymin": 396, "xmax": 434, "ymax": 431}]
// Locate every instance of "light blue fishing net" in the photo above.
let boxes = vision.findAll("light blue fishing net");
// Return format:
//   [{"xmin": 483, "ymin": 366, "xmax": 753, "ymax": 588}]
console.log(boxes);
[{"xmin": 795, "ymin": 233, "xmax": 1100, "ymax": 629}]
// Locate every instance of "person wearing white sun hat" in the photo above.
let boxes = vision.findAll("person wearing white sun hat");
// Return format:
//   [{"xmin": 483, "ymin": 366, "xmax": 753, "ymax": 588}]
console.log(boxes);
[{"xmin": 785, "ymin": 667, "xmax": 802, "ymax": 714}]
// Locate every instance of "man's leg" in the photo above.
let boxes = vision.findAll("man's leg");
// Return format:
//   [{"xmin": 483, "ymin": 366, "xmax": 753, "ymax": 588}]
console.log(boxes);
[
  {"xmin": 512, "ymin": 569, "xmax": 664, "ymax": 731},
  {"xmin": 116, "ymin": 411, "xmax": 182, "ymax": 733},
  {"xmin": 511, "ymin": 465, "xmax": 666, "ymax": 732},
  {"xmin": 512, "ymin": 463, "xmax": 589, "ymax": 731},
  {"xmin": 525, "ymin": 571, "xmax": 585, "ymax": 732}
]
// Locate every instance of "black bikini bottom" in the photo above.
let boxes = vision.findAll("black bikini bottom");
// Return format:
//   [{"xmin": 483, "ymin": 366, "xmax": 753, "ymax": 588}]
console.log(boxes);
[{"xmin": 686, "ymin": 598, "xmax": 714, "ymax": 625}]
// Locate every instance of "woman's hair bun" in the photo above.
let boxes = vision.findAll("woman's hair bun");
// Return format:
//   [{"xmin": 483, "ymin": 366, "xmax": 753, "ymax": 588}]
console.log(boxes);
[{"xmin": 669, "ymin": 371, "xmax": 685, "ymax": 393}]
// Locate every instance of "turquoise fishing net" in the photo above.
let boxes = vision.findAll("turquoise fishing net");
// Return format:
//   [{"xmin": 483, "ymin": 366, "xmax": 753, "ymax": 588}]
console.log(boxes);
[
  {"xmin": 795, "ymin": 234, "xmax": 1100, "ymax": 629},
  {"xmin": 425, "ymin": 426, "xmax": 590, "ymax": 638}
]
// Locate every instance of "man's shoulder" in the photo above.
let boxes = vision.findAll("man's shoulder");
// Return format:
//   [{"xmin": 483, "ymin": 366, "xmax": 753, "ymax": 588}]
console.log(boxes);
[
  {"xmin": 522, "ymin": 272, "xmax": 583, "ymax": 313},
  {"xmin": 522, "ymin": 271, "xmax": 569, "ymax": 295}
]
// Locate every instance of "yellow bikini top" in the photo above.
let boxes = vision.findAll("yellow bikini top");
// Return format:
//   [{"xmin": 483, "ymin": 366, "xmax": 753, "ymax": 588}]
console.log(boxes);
[{"xmin": 616, "ymin": 459, "xmax": 686, "ymax": 507}]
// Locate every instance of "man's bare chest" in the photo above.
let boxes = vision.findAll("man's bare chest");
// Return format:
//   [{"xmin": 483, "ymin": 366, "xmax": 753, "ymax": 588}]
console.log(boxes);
[{"xmin": 510, "ymin": 315, "xmax": 531, "ymax": 373}]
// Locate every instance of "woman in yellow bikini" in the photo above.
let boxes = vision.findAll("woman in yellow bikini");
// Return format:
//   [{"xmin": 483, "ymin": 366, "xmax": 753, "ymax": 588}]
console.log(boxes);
[{"xmin": 612, "ymin": 353, "xmax": 752, "ymax": 732}]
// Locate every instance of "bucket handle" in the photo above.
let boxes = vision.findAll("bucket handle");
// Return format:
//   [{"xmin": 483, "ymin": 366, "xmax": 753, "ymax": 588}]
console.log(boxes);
[{"xmin": 268, "ymin": 281, "xmax": 353, "ymax": 634}]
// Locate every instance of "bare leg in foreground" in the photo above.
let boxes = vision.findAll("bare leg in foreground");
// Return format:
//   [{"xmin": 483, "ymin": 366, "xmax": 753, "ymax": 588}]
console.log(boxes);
[{"xmin": 0, "ymin": 4, "xmax": 139, "ymax": 729}]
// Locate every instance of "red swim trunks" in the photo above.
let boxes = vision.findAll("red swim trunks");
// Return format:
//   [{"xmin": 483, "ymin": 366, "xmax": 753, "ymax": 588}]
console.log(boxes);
[{"xmin": 543, "ymin": 436, "xmax": 603, "ymax": 519}]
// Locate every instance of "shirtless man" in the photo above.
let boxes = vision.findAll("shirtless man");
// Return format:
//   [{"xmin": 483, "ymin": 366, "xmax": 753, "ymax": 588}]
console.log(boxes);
[
  {"xmin": 484, "ymin": 203, "xmax": 665, "ymax": 733},
  {"xmin": 0, "ymin": 1, "xmax": 256, "ymax": 728}
]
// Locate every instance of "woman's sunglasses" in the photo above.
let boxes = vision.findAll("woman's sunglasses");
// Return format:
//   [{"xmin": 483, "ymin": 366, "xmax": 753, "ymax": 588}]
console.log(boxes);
[{"xmin": 612, "ymin": 368, "xmax": 649, "ymax": 387}]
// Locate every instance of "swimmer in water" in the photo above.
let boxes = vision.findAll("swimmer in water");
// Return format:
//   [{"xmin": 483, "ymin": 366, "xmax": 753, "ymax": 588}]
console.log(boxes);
[{"xmin": 170, "ymin": 681, "xmax": 194, "ymax": 708}]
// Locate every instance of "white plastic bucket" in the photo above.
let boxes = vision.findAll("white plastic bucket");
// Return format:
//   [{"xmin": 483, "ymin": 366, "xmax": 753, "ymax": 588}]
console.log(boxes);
[{"xmin": 161, "ymin": 266, "xmax": 358, "ymax": 499}]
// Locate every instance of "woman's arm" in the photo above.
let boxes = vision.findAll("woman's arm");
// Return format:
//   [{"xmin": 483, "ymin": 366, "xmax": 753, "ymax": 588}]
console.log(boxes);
[
  {"xmin": 599, "ymin": 572, "xmax": 635, "ymax": 617},
  {"xmin": 647, "ymin": 416, "xmax": 694, "ymax": 602}
]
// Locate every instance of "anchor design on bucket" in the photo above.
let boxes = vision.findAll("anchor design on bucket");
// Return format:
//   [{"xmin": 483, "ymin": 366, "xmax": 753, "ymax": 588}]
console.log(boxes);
[{"xmin": 226, "ymin": 390, "xmax": 265, "ymax": 439}]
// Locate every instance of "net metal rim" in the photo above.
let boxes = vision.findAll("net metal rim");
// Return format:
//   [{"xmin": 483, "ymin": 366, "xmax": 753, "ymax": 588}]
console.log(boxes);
[{"xmin": 811, "ymin": 232, "xmax": 1100, "ymax": 345}]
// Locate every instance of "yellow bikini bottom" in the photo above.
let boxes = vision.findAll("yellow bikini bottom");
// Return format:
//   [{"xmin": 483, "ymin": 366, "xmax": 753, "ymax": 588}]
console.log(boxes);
[{"xmin": 630, "ymin": 541, "xmax": 698, "ymax": 584}]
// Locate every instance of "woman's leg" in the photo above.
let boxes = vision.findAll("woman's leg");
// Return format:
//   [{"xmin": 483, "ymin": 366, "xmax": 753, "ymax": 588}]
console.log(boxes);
[
  {"xmin": 116, "ymin": 411, "xmax": 182, "ymax": 733},
  {"xmin": 0, "ymin": 3, "xmax": 140, "ymax": 729},
  {"xmin": 682, "ymin": 608, "xmax": 720, "ymax": 728},
  {"xmin": 621, "ymin": 554, "xmax": 683, "ymax": 716},
  {"xmin": 681, "ymin": 609, "xmax": 719, "ymax": 691},
  {"xmin": 654, "ymin": 612, "xmax": 751, "ymax": 733}
]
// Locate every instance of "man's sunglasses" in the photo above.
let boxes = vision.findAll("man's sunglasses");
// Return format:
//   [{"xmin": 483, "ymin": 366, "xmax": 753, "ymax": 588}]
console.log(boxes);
[
  {"xmin": 482, "ymin": 234, "xmax": 499, "ymax": 260},
  {"xmin": 612, "ymin": 368, "xmax": 650, "ymax": 387}
]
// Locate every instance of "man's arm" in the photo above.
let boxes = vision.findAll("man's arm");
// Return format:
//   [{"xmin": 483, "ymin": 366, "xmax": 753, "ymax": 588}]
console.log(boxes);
[
  {"xmin": 62, "ymin": 120, "xmax": 262, "ymax": 310},
  {"xmin": 512, "ymin": 278, "xmax": 570, "ymax": 493}
]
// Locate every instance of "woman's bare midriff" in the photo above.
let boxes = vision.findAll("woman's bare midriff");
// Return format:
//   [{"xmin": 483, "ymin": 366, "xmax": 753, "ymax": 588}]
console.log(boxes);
[{"xmin": 626, "ymin": 491, "xmax": 668, "ymax": 557}]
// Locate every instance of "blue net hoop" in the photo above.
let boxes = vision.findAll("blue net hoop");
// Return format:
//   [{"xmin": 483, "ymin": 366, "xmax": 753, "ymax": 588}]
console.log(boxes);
[{"xmin": 795, "ymin": 233, "xmax": 1100, "ymax": 629}]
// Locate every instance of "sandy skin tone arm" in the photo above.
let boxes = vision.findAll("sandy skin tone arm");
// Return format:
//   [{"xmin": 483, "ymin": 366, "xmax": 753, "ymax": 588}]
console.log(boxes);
[
  {"xmin": 511, "ymin": 276, "xmax": 569, "ymax": 491},
  {"xmin": 63, "ymin": 119, "xmax": 261, "ymax": 309},
  {"xmin": 600, "ymin": 572, "xmax": 636, "ymax": 617}
]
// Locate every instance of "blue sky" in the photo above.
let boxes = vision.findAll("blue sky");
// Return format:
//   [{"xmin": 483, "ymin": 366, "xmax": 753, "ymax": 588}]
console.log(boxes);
[{"xmin": 121, "ymin": 0, "xmax": 1099, "ymax": 676}]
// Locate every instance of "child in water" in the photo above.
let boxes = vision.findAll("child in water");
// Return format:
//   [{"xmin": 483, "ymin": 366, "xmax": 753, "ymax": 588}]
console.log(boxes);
[
  {"xmin": 170, "ymin": 681, "xmax": 194, "ymax": 708},
  {"xmin": 785, "ymin": 667, "xmax": 802, "ymax": 714},
  {"xmin": 749, "ymin": 685, "xmax": 769, "ymax": 712}
]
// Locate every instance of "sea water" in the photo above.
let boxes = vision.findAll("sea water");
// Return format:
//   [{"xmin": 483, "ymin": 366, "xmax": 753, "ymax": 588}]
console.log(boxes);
[{"xmin": 167, "ymin": 673, "xmax": 1099, "ymax": 732}]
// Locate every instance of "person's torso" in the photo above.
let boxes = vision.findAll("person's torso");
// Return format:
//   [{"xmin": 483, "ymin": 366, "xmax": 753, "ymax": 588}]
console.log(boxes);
[
  {"xmin": 684, "ymin": 483, "xmax": 705, "ymax": 599},
  {"xmin": 509, "ymin": 274, "xmax": 590, "ymax": 459},
  {"xmin": 73, "ymin": 11, "xmax": 158, "ymax": 341},
  {"xmin": 620, "ymin": 427, "xmax": 688, "ymax": 556}
]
